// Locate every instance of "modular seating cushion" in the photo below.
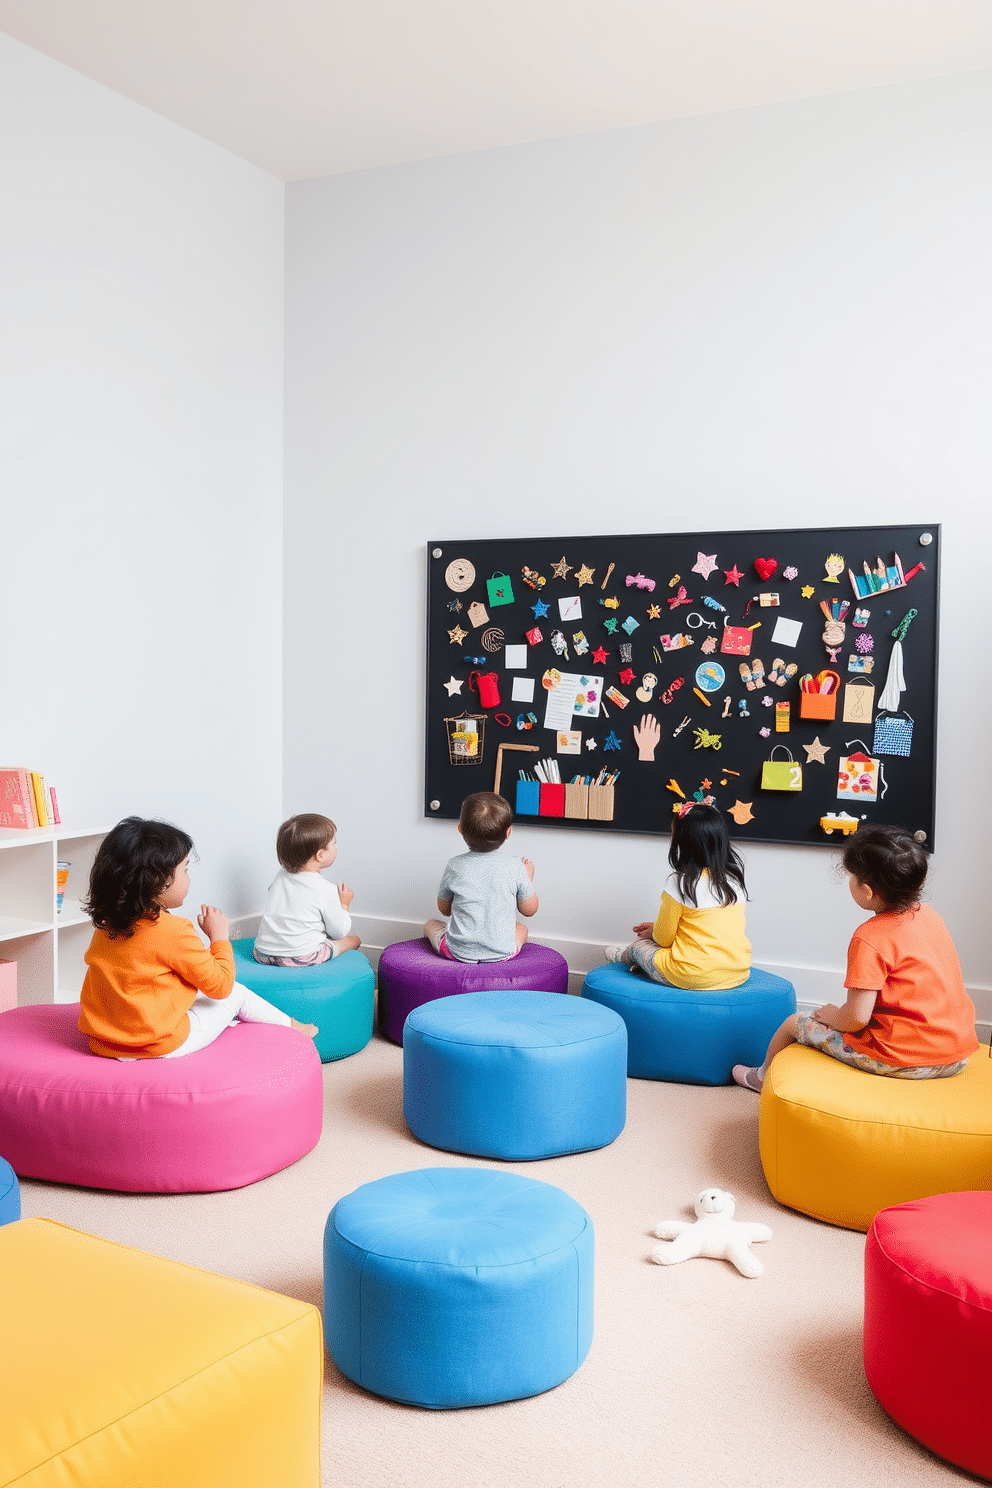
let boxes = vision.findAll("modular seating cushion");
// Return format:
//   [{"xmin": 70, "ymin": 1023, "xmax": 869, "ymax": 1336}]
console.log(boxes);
[
  {"xmin": 403, "ymin": 988, "xmax": 627, "ymax": 1158},
  {"xmin": 0, "ymin": 1219, "xmax": 322, "ymax": 1488},
  {"xmin": 864, "ymin": 1192, "xmax": 992, "ymax": 1480},
  {"xmin": 760, "ymin": 1045, "xmax": 992, "ymax": 1231},
  {"xmin": 0, "ymin": 1003, "xmax": 323, "ymax": 1194},
  {"xmin": 581, "ymin": 962, "xmax": 796, "ymax": 1083},
  {"xmin": 0, "ymin": 1154, "xmax": 20, "ymax": 1225},
  {"xmin": 324, "ymin": 1166, "xmax": 593, "ymax": 1408},
  {"xmin": 376, "ymin": 937, "xmax": 569, "ymax": 1044},
  {"xmin": 231, "ymin": 937, "xmax": 374, "ymax": 1062}
]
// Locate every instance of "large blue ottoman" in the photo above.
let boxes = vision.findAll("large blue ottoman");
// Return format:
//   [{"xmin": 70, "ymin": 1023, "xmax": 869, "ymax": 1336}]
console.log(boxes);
[
  {"xmin": 0, "ymin": 1155, "xmax": 19, "ymax": 1225},
  {"xmin": 376, "ymin": 937, "xmax": 570, "ymax": 1044},
  {"xmin": 581, "ymin": 963, "xmax": 796, "ymax": 1084},
  {"xmin": 323, "ymin": 1166, "xmax": 593, "ymax": 1408},
  {"xmin": 404, "ymin": 990, "xmax": 627, "ymax": 1159},
  {"xmin": 231, "ymin": 938, "xmax": 374, "ymax": 1063}
]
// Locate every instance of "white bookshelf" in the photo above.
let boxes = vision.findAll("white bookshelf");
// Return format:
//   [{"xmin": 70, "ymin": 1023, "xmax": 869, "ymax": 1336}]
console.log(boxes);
[{"xmin": 0, "ymin": 826, "xmax": 108, "ymax": 1005}]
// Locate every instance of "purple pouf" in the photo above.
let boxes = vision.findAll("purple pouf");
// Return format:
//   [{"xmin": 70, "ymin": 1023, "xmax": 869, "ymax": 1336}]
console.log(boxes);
[{"xmin": 377, "ymin": 939, "xmax": 570, "ymax": 1045}]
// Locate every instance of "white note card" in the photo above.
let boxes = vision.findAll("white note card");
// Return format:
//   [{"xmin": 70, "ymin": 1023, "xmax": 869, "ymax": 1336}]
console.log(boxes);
[
  {"xmin": 558, "ymin": 595, "xmax": 582, "ymax": 622},
  {"xmin": 504, "ymin": 644, "xmax": 528, "ymax": 669},
  {"xmin": 772, "ymin": 616, "xmax": 803, "ymax": 648},
  {"xmin": 511, "ymin": 676, "xmax": 535, "ymax": 703}
]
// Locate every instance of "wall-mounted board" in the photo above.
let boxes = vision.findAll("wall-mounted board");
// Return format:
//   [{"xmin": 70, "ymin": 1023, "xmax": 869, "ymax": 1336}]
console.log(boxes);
[{"xmin": 425, "ymin": 525, "xmax": 939, "ymax": 847}]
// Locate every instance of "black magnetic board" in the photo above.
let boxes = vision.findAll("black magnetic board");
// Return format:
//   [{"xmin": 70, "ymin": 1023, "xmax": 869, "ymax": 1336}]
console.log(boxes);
[{"xmin": 425, "ymin": 524, "xmax": 939, "ymax": 848}]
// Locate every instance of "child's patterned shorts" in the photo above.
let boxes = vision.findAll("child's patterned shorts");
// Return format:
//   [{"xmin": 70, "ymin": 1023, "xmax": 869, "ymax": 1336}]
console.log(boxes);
[
  {"xmin": 253, "ymin": 943, "xmax": 333, "ymax": 967},
  {"xmin": 795, "ymin": 1012, "xmax": 969, "ymax": 1079}
]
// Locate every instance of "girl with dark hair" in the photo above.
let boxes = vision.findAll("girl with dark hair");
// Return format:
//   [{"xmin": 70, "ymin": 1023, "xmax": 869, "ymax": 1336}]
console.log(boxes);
[
  {"xmin": 79, "ymin": 817, "xmax": 317, "ymax": 1059},
  {"xmin": 607, "ymin": 802, "xmax": 751, "ymax": 990},
  {"xmin": 733, "ymin": 823, "xmax": 977, "ymax": 1091}
]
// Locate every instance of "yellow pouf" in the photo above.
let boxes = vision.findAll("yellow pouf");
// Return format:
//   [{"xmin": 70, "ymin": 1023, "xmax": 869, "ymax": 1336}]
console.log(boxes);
[
  {"xmin": 759, "ymin": 1046, "xmax": 992, "ymax": 1232},
  {"xmin": 0, "ymin": 1219, "xmax": 322, "ymax": 1488}
]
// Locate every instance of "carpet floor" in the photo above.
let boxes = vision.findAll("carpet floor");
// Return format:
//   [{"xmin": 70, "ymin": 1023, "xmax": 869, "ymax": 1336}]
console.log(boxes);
[{"xmin": 19, "ymin": 1030, "xmax": 973, "ymax": 1488}]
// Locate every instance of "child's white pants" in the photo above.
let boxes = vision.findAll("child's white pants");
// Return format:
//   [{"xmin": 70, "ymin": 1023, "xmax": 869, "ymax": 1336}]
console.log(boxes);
[{"xmin": 164, "ymin": 982, "xmax": 292, "ymax": 1058}]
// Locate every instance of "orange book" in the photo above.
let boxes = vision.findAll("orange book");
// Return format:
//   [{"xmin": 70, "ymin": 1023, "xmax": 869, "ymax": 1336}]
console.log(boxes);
[
  {"xmin": 0, "ymin": 768, "xmax": 35, "ymax": 829},
  {"xmin": 29, "ymin": 772, "xmax": 49, "ymax": 828}
]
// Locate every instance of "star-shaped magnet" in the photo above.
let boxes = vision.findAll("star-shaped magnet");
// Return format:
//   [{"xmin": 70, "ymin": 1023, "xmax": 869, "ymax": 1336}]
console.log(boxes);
[
  {"xmin": 531, "ymin": 598, "xmax": 550, "ymax": 619},
  {"xmin": 591, "ymin": 646, "xmax": 610, "ymax": 666},
  {"xmin": 551, "ymin": 556, "xmax": 573, "ymax": 580},
  {"xmin": 603, "ymin": 618, "xmax": 619, "ymax": 634},
  {"xmin": 618, "ymin": 667, "xmax": 635, "ymax": 685},
  {"xmin": 801, "ymin": 585, "xmax": 815, "ymax": 599},
  {"xmin": 585, "ymin": 736, "xmax": 598, "ymax": 751},
  {"xmin": 803, "ymin": 736, "xmax": 831, "ymax": 764},
  {"xmin": 448, "ymin": 625, "xmax": 467, "ymax": 645},
  {"xmin": 647, "ymin": 604, "xmax": 661, "ymax": 619},
  {"xmin": 604, "ymin": 731, "xmax": 621, "ymax": 751},
  {"xmin": 723, "ymin": 566, "xmax": 744, "ymax": 587},
  {"xmin": 447, "ymin": 599, "xmax": 463, "ymax": 613},
  {"xmin": 728, "ymin": 800, "xmax": 754, "ymax": 824},
  {"xmin": 443, "ymin": 676, "xmax": 464, "ymax": 697},
  {"xmin": 576, "ymin": 564, "xmax": 595, "ymax": 587},
  {"xmin": 693, "ymin": 552, "xmax": 719, "ymax": 581}
]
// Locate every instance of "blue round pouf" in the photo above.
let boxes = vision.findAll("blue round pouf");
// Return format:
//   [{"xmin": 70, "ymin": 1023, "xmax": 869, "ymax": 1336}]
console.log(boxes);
[
  {"xmin": 230, "ymin": 938, "xmax": 374, "ymax": 1063},
  {"xmin": 403, "ymin": 990, "xmax": 627, "ymax": 1159},
  {"xmin": 0, "ymin": 1155, "xmax": 20, "ymax": 1225},
  {"xmin": 581, "ymin": 963, "xmax": 796, "ymax": 1084},
  {"xmin": 324, "ymin": 1167, "xmax": 593, "ymax": 1408}
]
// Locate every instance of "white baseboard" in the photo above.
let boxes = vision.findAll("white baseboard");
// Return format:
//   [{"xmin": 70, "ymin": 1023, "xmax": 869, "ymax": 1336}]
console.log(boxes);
[{"xmin": 229, "ymin": 911, "xmax": 992, "ymax": 1045}]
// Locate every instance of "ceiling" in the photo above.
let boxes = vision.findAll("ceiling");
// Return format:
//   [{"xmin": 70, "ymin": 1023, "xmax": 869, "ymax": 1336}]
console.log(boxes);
[{"xmin": 1, "ymin": 0, "xmax": 990, "ymax": 181}]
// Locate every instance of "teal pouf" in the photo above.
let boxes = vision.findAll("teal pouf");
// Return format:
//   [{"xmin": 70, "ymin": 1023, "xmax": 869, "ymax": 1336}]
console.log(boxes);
[
  {"xmin": 324, "ymin": 1166, "xmax": 593, "ymax": 1408},
  {"xmin": 231, "ymin": 938, "xmax": 374, "ymax": 1063},
  {"xmin": 404, "ymin": 990, "xmax": 627, "ymax": 1159},
  {"xmin": 581, "ymin": 963, "xmax": 796, "ymax": 1084},
  {"xmin": 0, "ymin": 1155, "xmax": 20, "ymax": 1225}
]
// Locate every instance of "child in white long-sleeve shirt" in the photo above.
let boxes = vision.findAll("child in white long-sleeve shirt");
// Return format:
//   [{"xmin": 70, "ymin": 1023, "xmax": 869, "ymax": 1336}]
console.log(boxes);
[{"xmin": 253, "ymin": 813, "xmax": 361, "ymax": 965}]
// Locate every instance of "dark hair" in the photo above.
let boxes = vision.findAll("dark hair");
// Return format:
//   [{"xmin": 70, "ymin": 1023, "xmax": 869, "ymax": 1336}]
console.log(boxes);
[
  {"xmin": 841, "ymin": 823, "xmax": 928, "ymax": 913},
  {"xmin": 459, "ymin": 791, "xmax": 513, "ymax": 852},
  {"xmin": 83, "ymin": 817, "xmax": 193, "ymax": 938},
  {"xmin": 669, "ymin": 803, "xmax": 748, "ymax": 908},
  {"xmin": 277, "ymin": 813, "xmax": 336, "ymax": 873}
]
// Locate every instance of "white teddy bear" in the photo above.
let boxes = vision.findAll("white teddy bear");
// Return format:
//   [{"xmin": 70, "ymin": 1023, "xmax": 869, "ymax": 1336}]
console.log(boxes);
[{"xmin": 651, "ymin": 1187, "xmax": 772, "ymax": 1278}]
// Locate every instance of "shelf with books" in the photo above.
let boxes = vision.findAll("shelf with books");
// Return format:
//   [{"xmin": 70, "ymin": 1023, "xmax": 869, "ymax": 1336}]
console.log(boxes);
[{"xmin": 0, "ymin": 825, "xmax": 108, "ymax": 1006}]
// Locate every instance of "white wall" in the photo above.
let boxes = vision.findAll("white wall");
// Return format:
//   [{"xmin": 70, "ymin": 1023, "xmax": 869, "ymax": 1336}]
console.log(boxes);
[
  {"xmin": 284, "ymin": 70, "xmax": 992, "ymax": 1016},
  {"xmin": 1, "ymin": 36, "xmax": 285, "ymax": 915}
]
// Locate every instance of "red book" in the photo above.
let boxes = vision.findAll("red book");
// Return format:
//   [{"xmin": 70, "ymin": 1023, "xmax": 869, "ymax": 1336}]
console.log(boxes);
[{"xmin": 0, "ymin": 767, "xmax": 35, "ymax": 829}]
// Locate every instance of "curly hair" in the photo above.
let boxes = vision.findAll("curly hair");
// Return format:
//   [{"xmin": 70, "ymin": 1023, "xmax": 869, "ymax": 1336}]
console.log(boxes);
[
  {"xmin": 841, "ymin": 823, "xmax": 928, "ymax": 913},
  {"xmin": 83, "ymin": 817, "xmax": 194, "ymax": 938}
]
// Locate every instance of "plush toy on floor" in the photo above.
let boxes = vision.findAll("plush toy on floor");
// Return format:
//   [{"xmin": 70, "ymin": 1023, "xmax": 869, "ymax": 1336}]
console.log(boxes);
[{"xmin": 651, "ymin": 1187, "xmax": 772, "ymax": 1278}]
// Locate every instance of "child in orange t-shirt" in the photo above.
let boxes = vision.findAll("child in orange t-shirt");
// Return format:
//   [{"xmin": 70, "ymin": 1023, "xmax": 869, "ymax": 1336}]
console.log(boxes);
[
  {"xmin": 79, "ymin": 817, "xmax": 318, "ymax": 1059},
  {"xmin": 733, "ymin": 824, "xmax": 977, "ymax": 1091}
]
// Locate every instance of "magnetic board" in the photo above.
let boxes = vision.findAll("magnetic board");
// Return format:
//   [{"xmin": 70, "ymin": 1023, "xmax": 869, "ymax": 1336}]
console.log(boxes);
[{"xmin": 425, "ymin": 524, "xmax": 939, "ymax": 848}]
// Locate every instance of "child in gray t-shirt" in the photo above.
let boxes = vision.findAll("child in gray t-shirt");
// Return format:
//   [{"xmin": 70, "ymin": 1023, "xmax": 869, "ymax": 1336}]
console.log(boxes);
[{"xmin": 424, "ymin": 792, "xmax": 539, "ymax": 963}]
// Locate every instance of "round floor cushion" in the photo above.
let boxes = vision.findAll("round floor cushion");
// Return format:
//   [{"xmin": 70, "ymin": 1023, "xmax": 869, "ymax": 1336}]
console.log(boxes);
[
  {"xmin": 0, "ymin": 1155, "xmax": 19, "ymax": 1225},
  {"xmin": 324, "ymin": 1166, "xmax": 593, "ymax": 1408},
  {"xmin": 760, "ymin": 1046, "xmax": 992, "ymax": 1231},
  {"xmin": 864, "ymin": 1192, "xmax": 992, "ymax": 1480},
  {"xmin": 581, "ymin": 963, "xmax": 796, "ymax": 1084},
  {"xmin": 376, "ymin": 938, "xmax": 570, "ymax": 1044},
  {"xmin": 403, "ymin": 989, "xmax": 627, "ymax": 1159},
  {"xmin": 0, "ymin": 1003, "xmax": 323, "ymax": 1194},
  {"xmin": 231, "ymin": 938, "xmax": 374, "ymax": 1063}
]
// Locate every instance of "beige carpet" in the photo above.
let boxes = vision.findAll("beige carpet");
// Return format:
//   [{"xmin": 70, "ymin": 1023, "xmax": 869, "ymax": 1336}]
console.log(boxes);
[{"xmin": 20, "ymin": 1031, "xmax": 972, "ymax": 1488}]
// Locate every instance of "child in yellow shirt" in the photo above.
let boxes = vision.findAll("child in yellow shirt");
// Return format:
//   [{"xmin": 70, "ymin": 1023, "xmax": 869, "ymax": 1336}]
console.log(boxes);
[{"xmin": 607, "ymin": 802, "xmax": 751, "ymax": 990}]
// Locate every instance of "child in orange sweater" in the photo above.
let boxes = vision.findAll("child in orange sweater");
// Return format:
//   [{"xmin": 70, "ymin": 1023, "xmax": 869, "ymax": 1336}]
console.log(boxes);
[{"xmin": 79, "ymin": 817, "xmax": 317, "ymax": 1059}]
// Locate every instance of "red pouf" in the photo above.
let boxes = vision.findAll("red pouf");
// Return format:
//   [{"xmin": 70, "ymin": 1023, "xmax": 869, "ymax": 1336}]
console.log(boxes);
[{"xmin": 864, "ymin": 1191, "xmax": 992, "ymax": 1481}]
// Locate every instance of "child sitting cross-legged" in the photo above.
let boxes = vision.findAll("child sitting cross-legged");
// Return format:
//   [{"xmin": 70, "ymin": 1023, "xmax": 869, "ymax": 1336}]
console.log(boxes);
[
  {"xmin": 254, "ymin": 813, "xmax": 361, "ymax": 966},
  {"xmin": 733, "ymin": 823, "xmax": 978, "ymax": 1091},
  {"xmin": 424, "ymin": 791, "xmax": 538, "ymax": 963}
]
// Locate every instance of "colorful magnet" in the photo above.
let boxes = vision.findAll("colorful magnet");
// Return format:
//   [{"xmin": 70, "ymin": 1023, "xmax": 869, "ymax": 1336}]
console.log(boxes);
[
  {"xmin": 480, "ymin": 627, "xmax": 504, "ymax": 653},
  {"xmin": 575, "ymin": 564, "xmax": 595, "ymax": 587},
  {"xmin": 694, "ymin": 662, "xmax": 726, "ymax": 693},
  {"xmin": 754, "ymin": 558, "xmax": 778, "ymax": 581},
  {"xmin": 823, "ymin": 553, "xmax": 845, "ymax": 584},
  {"xmin": 521, "ymin": 566, "xmax": 546, "ymax": 590},
  {"xmin": 467, "ymin": 600, "xmax": 489, "ymax": 628},
  {"xmin": 525, "ymin": 627, "xmax": 544, "ymax": 646},
  {"xmin": 551, "ymin": 556, "xmax": 573, "ymax": 580},
  {"xmin": 618, "ymin": 667, "xmax": 636, "ymax": 686},
  {"xmin": 621, "ymin": 616, "xmax": 640, "ymax": 634},
  {"xmin": 626, "ymin": 573, "xmax": 656, "ymax": 592},
  {"xmin": 444, "ymin": 558, "xmax": 476, "ymax": 592},
  {"xmin": 486, "ymin": 572, "xmax": 515, "ymax": 607}
]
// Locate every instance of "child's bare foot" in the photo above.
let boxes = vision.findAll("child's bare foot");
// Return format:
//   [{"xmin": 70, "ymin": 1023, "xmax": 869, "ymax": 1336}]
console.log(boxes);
[
  {"xmin": 291, "ymin": 1019, "xmax": 319, "ymax": 1039},
  {"xmin": 334, "ymin": 935, "xmax": 361, "ymax": 955}
]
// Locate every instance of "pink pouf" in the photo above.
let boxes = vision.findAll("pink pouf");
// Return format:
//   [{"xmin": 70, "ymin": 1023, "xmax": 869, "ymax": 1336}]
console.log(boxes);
[
  {"xmin": 0, "ymin": 1004, "xmax": 323, "ymax": 1194},
  {"xmin": 376, "ymin": 938, "xmax": 570, "ymax": 1044}
]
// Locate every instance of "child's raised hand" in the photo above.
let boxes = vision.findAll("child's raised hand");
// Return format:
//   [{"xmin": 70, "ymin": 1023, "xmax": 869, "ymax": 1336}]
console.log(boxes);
[
  {"xmin": 338, "ymin": 882, "xmax": 355, "ymax": 910},
  {"xmin": 632, "ymin": 921, "xmax": 654, "ymax": 938},
  {"xmin": 522, "ymin": 858, "xmax": 536, "ymax": 882},
  {"xmin": 198, "ymin": 904, "xmax": 230, "ymax": 943}
]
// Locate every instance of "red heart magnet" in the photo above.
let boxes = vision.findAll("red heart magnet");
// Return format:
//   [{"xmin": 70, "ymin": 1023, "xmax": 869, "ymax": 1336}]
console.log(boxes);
[{"xmin": 754, "ymin": 558, "xmax": 778, "ymax": 581}]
